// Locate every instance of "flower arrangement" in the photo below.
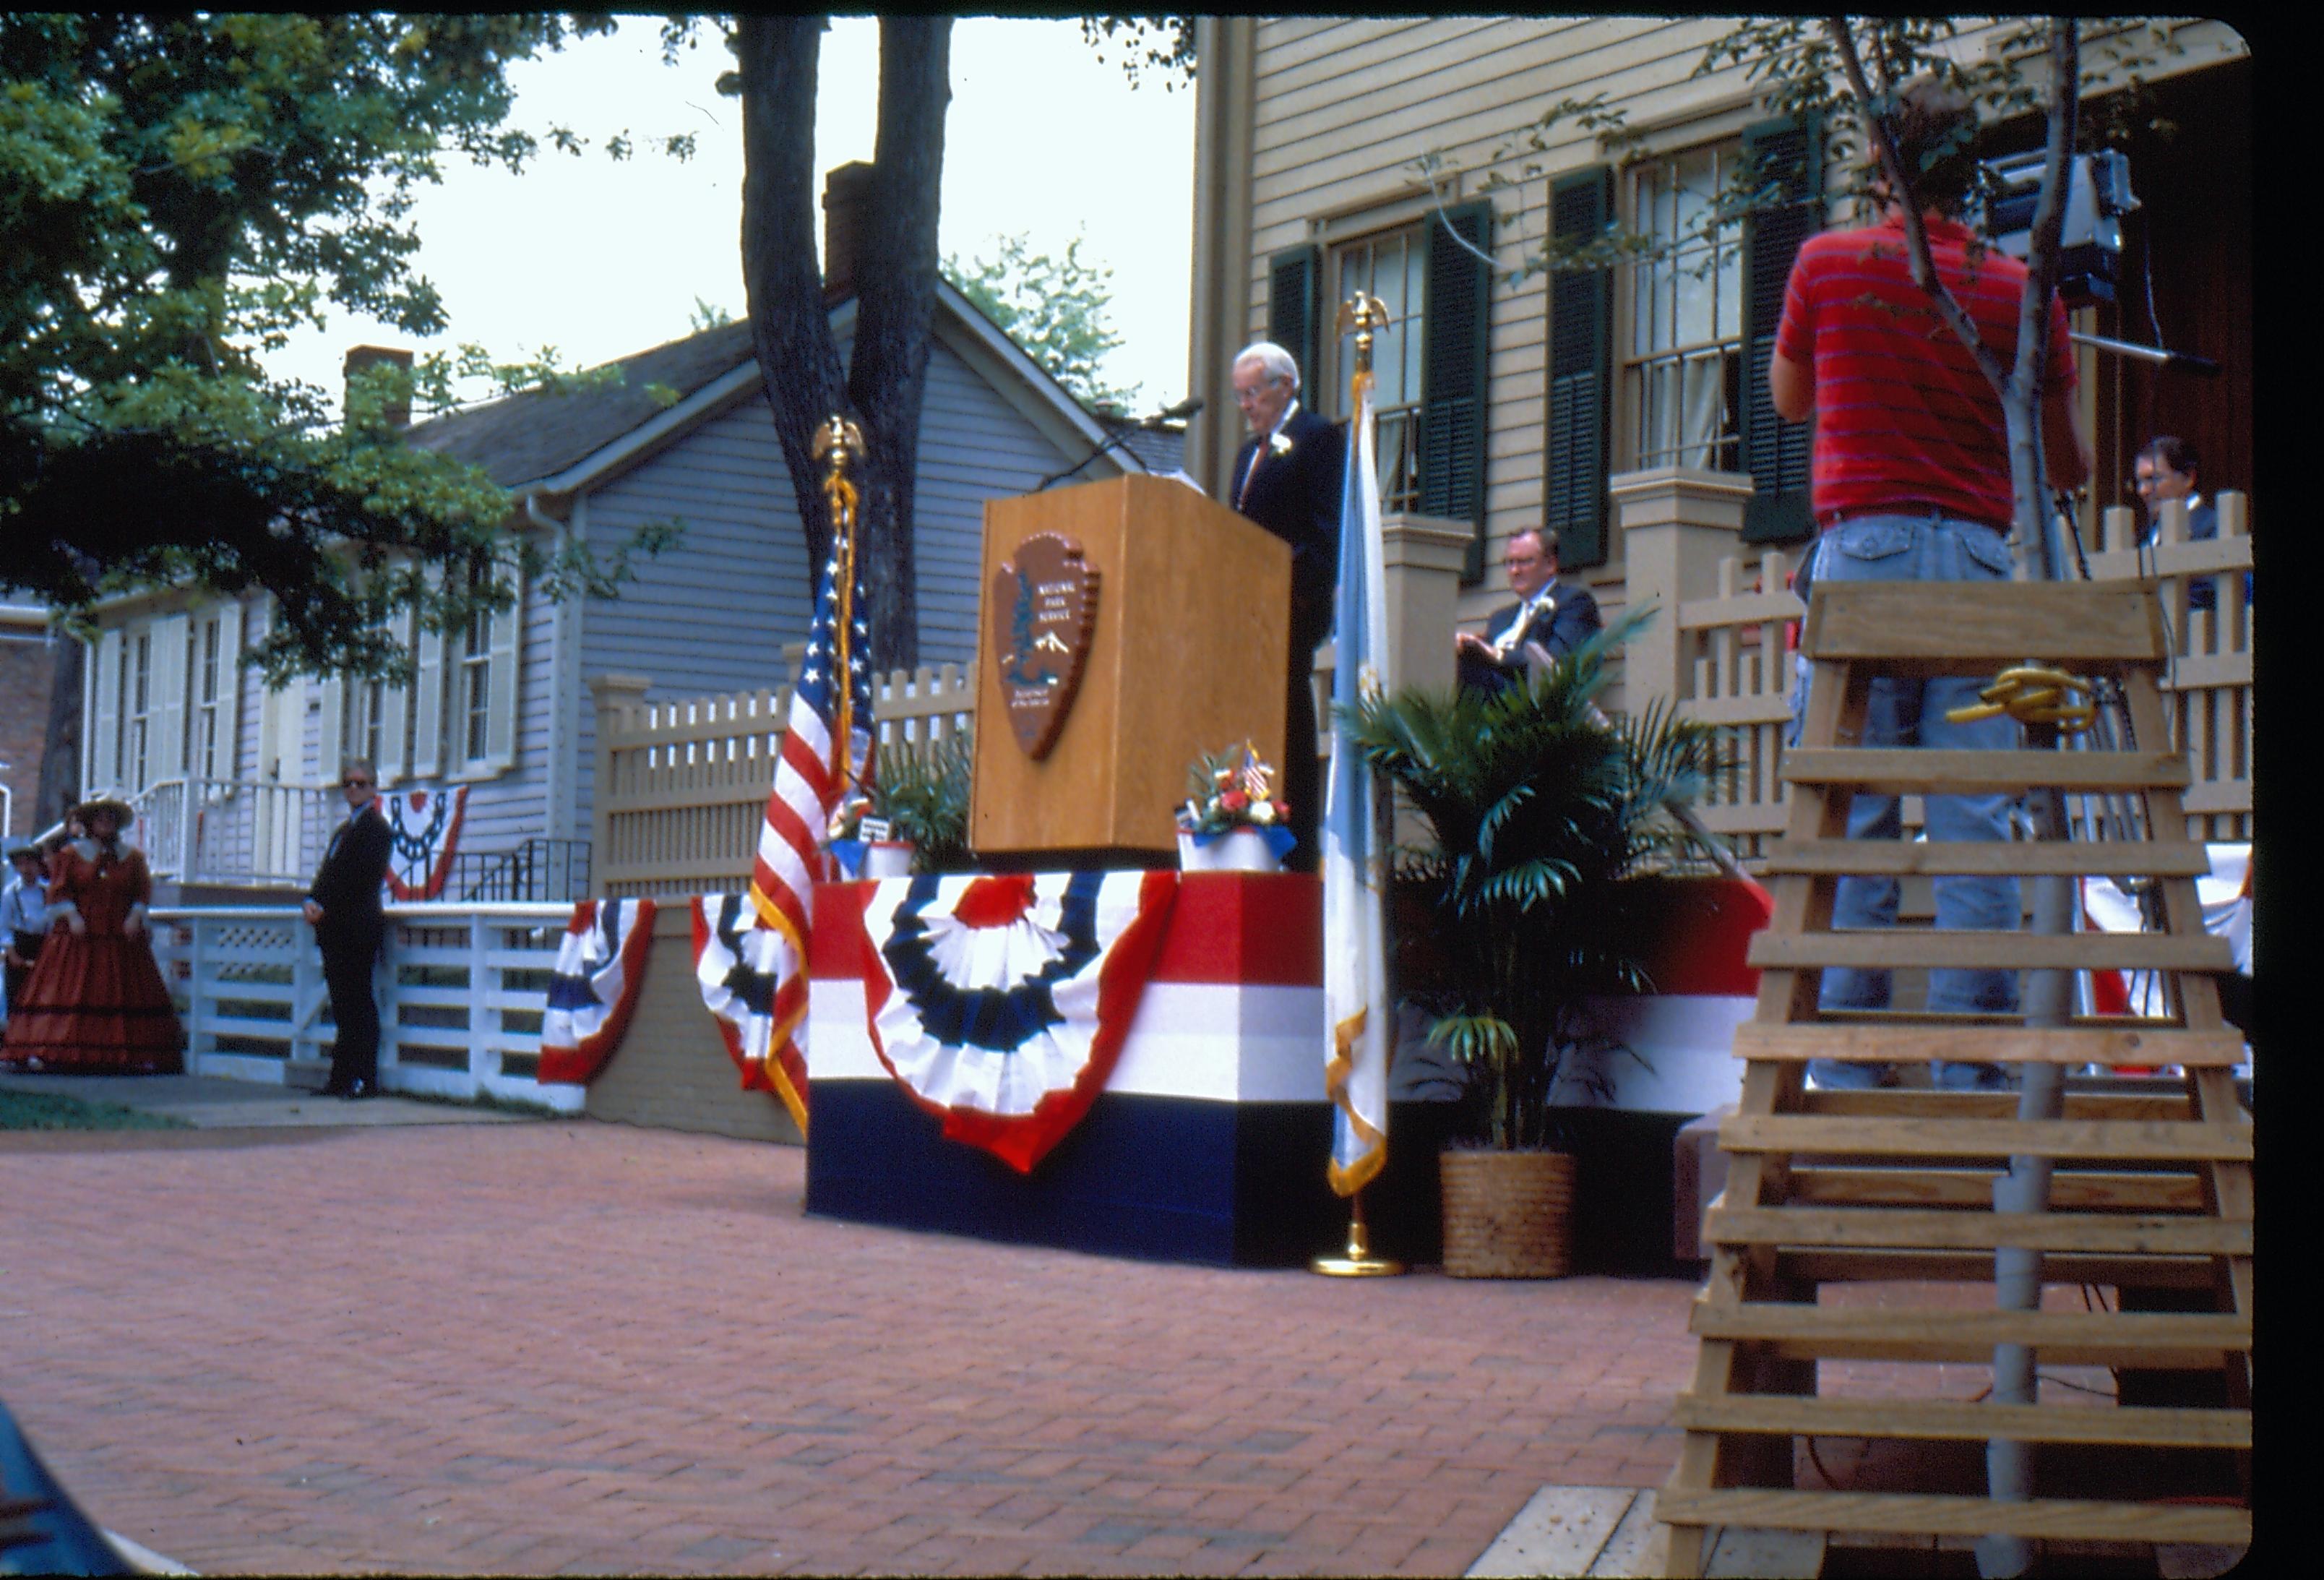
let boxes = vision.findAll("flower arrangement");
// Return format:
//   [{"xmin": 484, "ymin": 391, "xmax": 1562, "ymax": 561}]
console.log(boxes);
[{"xmin": 1177, "ymin": 742, "xmax": 1294, "ymax": 859}]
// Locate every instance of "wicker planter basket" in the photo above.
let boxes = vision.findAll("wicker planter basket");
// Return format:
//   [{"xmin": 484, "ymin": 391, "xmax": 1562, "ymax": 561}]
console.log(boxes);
[{"xmin": 1439, "ymin": 1147, "xmax": 1578, "ymax": 1279}]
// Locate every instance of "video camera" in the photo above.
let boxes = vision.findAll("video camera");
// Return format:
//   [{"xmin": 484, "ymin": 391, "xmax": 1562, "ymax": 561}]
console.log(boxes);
[{"xmin": 1979, "ymin": 149, "xmax": 2138, "ymax": 308}]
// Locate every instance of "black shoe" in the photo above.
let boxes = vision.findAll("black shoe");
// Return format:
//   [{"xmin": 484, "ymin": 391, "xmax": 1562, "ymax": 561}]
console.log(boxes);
[{"xmin": 340, "ymin": 1079, "xmax": 374, "ymax": 1101}]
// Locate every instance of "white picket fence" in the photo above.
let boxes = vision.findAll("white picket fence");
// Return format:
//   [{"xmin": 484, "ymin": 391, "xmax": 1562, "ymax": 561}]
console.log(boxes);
[{"xmin": 148, "ymin": 902, "xmax": 583, "ymax": 1114}]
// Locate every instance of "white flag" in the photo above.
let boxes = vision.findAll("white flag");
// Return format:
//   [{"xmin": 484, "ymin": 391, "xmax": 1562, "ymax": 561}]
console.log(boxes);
[{"xmin": 1322, "ymin": 368, "xmax": 1391, "ymax": 1197}]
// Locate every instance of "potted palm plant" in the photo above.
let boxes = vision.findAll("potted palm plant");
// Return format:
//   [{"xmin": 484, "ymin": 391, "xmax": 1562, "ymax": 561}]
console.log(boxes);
[
  {"xmin": 1339, "ymin": 613, "xmax": 1727, "ymax": 1276},
  {"xmin": 831, "ymin": 734, "xmax": 976, "ymax": 878}
]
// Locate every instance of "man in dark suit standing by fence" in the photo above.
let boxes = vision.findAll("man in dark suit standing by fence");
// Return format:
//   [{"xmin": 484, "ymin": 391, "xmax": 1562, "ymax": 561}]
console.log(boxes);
[
  {"xmin": 1228, "ymin": 340, "xmax": 1346, "ymax": 872},
  {"xmin": 304, "ymin": 757, "xmax": 393, "ymax": 1099}
]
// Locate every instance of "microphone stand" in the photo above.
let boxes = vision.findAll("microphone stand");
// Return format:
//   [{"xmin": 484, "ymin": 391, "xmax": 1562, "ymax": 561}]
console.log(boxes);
[
  {"xmin": 1034, "ymin": 400, "xmax": 1201, "ymax": 491},
  {"xmin": 2067, "ymin": 330, "xmax": 2218, "ymax": 377}
]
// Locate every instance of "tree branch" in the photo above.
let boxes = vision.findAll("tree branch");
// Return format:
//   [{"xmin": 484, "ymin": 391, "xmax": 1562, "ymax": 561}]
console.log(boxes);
[{"xmin": 1824, "ymin": 16, "xmax": 2010, "ymax": 398}]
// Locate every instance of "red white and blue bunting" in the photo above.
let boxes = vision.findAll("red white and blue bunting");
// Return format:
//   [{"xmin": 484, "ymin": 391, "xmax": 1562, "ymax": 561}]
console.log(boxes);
[
  {"xmin": 690, "ymin": 893, "xmax": 788, "ymax": 1099},
  {"xmin": 856, "ymin": 870, "xmax": 1178, "ymax": 1174},
  {"xmin": 383, "ymin": 785, "xmax": 470, "ymax": 901},
  {"xmin": 538, "ymin": 897, "xmax": 658, "ymax": 1085}
]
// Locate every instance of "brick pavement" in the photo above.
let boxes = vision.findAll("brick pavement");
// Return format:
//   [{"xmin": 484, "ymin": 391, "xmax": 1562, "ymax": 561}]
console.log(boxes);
[{"xmin": 0, "ymin": 1121, "xmax": 1705, "ymax": 1576}]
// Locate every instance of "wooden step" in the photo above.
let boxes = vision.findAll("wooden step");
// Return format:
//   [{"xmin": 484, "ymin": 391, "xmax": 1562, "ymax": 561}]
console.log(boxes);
[
  {"xmin": 1655, "ymin": 1487, "xmax": 2247, "ymax": 1545},
  {"xmin": 1737, "ymin": 1023, "xmax": 2245, "ymax": 1068},
  {"xmin": 1721, "ymin": 1115, "xmax": 2250, "ymax": 1163},
  {"xmin": 1802, "ymin": 1089, "xmax": 2198, "ymax": 1122},
  {"xmin": 1671, "ymin": 1394, "xmax": 2250, "ymax": 1449},
  {"xmin": 1775, "ymin": 1248, "xmax": 2219, "ymax": 1288},
  {"xmin": 1785, "ymin": 1167, "xmax": 2205, "ymax": 1212},
  {"xmin": 1803, "ymin": 582, "xmax": 2169, "ymax": 668},
  {"xmin": 1783, "ymin": 747, "xmax": 2189, "ymax": 796},
  {"xmin": 1763, "ymin": 840, "xmax": 2215, "ymax": 877},
  {"xmin": 1703, "ymin": 1206, "xmax": 2249, "ymax": 1256},
  {"xmin": 1748, "ymin": 930, "xmax": 2236, "ymax": 974},
  {"xmin": 1688, "ymin": 1302, "xmax": 2248, "ymax": 1366}
]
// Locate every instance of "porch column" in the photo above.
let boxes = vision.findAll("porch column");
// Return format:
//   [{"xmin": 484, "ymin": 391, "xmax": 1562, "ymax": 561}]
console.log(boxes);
[
  {"xmin": 588, "ymin": 674, "xmax": 651, "ymax": 891},
  {"xmin": 1380, "ymin": 512, "xmax": 1476, "ymax": 697},
  {"xmin": 1608, "ymin": 466, "xmax": 1755, "ymax": 716}
]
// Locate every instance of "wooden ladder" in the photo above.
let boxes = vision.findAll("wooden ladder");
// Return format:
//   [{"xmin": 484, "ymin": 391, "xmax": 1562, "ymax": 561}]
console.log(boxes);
[{"xmin": 1656, "ymin": 582, "xmax": 2252, "ymax": 1575}]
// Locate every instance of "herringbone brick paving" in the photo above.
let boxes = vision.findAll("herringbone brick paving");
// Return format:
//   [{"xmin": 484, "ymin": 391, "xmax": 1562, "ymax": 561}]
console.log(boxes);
[{"xmin": 1, "ymin": 1121, "xmax": 1702, "ymax": 1575}]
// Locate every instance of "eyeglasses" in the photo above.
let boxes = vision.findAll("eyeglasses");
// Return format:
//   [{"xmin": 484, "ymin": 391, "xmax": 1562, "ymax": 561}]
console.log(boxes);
[{"xmin": 342, "ymin": 778, "xmax": 373, "ymax": 789}]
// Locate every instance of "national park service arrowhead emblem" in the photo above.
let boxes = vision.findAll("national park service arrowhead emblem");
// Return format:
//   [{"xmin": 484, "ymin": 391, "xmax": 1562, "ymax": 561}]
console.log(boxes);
[{"xmin": 989, "ymin": 533, "xmax": 1099, "ymax": 760}]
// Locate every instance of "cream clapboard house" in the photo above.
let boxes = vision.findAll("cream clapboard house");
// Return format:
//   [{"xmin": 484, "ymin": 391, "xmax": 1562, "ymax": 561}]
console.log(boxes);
[
  {"xmin": 1182, "ymin": 17, "xmax": 2254, "ymax": 684},
  {"xmin": 79, "ymin": 280, "xmax": 1154, "ymax": 900}
]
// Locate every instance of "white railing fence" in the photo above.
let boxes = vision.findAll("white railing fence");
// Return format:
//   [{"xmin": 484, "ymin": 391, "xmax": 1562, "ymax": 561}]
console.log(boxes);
[
  {"xmin": 150, "ymin": 903, "xmax": 582, "ymax": 1114},
  {"xmin": 129, "ymin": 778, "xmax": 338, "ymax": 888}
]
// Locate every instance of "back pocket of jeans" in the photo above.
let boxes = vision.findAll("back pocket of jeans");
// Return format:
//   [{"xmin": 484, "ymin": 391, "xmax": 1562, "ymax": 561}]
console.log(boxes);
[
  {"xmin": 1962, "ymin": 527, "xmax": 2014, "ymax": 578},
  {"xmin": 1833, "ymin": 519, "xmax": 1911, "ymax": 562}
]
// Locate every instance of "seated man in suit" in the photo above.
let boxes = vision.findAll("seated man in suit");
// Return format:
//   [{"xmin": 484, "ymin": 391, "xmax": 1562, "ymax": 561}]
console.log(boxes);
[
  {"xmin": 2133, "ymin": 434, "xmax": 2246, "ymax": 612},
  {"xmin": 1228, "ymin": 340, "xmax": 1346, "ymax": 872},
  {"xmin": 1455, "ymin": 527, "xmax": 1602, "ymax": 695}
]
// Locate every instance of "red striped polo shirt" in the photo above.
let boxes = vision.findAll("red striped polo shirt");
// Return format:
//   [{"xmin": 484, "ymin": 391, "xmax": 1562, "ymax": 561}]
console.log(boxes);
[{"xmin": 1776, "ymin": 213, "xmax": 2074, "ymax": 529}]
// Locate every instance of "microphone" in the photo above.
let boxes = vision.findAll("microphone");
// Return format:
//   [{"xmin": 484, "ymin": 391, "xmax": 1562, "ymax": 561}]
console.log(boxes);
[{"xmin": 1034, "ymin": 398, "xmax": 1206, "ymax": 490}]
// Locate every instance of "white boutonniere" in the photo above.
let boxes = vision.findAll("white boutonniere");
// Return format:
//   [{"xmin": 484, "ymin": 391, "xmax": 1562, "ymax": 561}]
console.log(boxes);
[{"xmin": 1268, "ymin": 432, "xmax": 1294, "ymax": 458}]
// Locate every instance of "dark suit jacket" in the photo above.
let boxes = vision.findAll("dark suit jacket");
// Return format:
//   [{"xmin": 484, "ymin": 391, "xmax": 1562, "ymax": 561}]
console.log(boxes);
[
  {"xmin": 1459, "ymin": 579, "xmax": 1604, "ymax": 695},
  {"xmin": 308, "ymin": 802, "xmax": 392, "ymax": 947},
  {"xmin": 1230, "ymin": 405, "xmax": 1346, "ymax": 651}
]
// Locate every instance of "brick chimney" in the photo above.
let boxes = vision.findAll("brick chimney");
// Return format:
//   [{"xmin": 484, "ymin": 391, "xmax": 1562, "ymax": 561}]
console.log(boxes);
[
  {"xmin": 822, "ymin": 161, "xmax": 877, "ymax": 301},
  {"xmin": 343, "ymin": 345, "xmax": 414, "ymax": 429}
]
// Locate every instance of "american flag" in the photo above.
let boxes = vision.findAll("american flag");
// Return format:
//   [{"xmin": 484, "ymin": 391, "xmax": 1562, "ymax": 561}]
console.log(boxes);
[
  {"xmin": 1235, "ymin": 746, "xmax": 1273, "ymax": 802},
  {"xmin": 747, "ymin": 539, "xmax": 875, "ymax": 1133}
]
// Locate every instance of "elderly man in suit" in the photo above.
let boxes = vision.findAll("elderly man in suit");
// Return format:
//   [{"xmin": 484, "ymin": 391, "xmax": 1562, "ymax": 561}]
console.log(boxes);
[
  {"xmin": 304, "ymin": 757, "xmax": 395, "ymax": 1099},
  {"xmin": 1455, "ymin": 527, "xmax": 1602, "ymax": 695},
  {"xmin": 1228, "ymin": 340, "xmax": 1346, "ymax": 873}
]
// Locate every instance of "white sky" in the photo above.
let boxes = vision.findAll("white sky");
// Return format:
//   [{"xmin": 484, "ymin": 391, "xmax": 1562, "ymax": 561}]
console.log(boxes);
[{"xmin": 261, "ymin": 17, "xmax": 1198, "ymax": 416}]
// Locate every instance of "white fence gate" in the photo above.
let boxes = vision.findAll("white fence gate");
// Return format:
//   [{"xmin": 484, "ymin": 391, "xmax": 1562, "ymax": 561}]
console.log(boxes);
[{"xmin": 150, "ymin": 903, "xmax": 583, "ymax": 1114}]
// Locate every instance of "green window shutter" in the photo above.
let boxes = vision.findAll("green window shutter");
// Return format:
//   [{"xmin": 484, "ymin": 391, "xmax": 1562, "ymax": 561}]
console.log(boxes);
[
  {"xmin": 1544, "ymin": 166, "xmax": 1613, "ymax": 570},
  {"xmin": 1420, "ymin": 199, "xmax": 1493, "ymax": 582},
  {"xmin": 1739, "ymin": 114, "xmax": 1824, "ymax": 545},
  {"xmin": 1266, "ymin": 244, "xmax": 1322, "ymax": 395}
]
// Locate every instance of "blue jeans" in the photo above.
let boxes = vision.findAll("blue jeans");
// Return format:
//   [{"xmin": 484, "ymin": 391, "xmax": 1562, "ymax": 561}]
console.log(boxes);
[{"xmin": 1796, "ymin": 514, "xmax": 2020, "ymax": 1091}]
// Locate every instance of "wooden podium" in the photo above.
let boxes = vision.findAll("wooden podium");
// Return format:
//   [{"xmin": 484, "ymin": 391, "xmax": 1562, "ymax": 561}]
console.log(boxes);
[{"xmin": 972, "ymin": 474, "xmax": 1291, "ymax": 859}]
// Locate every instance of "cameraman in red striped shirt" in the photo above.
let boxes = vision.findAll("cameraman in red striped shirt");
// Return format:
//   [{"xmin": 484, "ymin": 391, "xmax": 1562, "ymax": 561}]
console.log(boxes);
[{"xmin": 1770, "ymin": 76, "xmax": 2091, "ymax": 1091}]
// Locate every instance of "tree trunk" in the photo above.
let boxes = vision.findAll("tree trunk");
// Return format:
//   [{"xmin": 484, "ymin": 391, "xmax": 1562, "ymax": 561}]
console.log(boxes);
[
  {"xmin": 736, "ymin": 14, "xmax": 950, "ymax": 672},
  {"xmin": 738, "ymin": 15, "xmax": 851, "ymax": 582},
  {"xmin": 846, "ymin": 16, "xmax": 953, "ymax": 674},
  {"xmin": 35, "ymin": 635, "xmax": 84, "ymax": 830}
]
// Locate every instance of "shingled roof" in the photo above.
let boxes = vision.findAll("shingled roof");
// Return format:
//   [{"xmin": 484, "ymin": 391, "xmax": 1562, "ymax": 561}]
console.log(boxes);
[{"xmin": 402, "ymin": 322, "xmax": 758, "ymax": 490}]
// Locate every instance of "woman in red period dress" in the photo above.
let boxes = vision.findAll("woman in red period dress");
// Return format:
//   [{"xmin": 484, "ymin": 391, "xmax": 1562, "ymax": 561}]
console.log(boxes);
[{"xmin": 0, "ymin": 797, "xmax": 184, "ymax": 1073}]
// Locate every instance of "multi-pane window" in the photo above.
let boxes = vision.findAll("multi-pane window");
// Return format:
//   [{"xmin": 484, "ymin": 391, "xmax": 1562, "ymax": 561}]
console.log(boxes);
[
  {"xmin": 461, "ymin": 607, "xmax": 492, "ymax": 763},
  {"xmin": 1625, "ymin": 143, "xmax": 1744, "ymax": 473},
  {"xmin": 123, "ymin": 631, "xmax": 152, "ymax": 789},
  {"xmin": 193, "ymin": 619, "xmax": 223, "ymax": 778},
  {"xmin": 1330, "ymin": 228, "xmax": 1426, "ymax": 513},
  {"xmin": 346, "ymin": 676, "xmax": 387, "ymax": 767}
]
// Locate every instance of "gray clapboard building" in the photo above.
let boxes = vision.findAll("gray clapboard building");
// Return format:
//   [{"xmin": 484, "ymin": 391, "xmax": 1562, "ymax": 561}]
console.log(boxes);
[{"xmin": 78, "ymin": 281, "xmax": 1166, "ymax": 899}]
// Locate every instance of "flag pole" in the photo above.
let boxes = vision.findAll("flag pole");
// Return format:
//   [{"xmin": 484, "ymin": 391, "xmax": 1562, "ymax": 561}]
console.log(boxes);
[
  {"xmin": 1313, "ymin": 290, "xmax": 1403, "ymax": 1279},
  {"xmin": 812, "ymin": 415, "xmax": 866, "ymax": 802}
]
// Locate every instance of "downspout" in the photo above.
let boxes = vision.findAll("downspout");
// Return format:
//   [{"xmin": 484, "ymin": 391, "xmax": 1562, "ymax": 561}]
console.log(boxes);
[{"xmin": 522, "ymin": 491, "xmax": 569, "ymax": 875}]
